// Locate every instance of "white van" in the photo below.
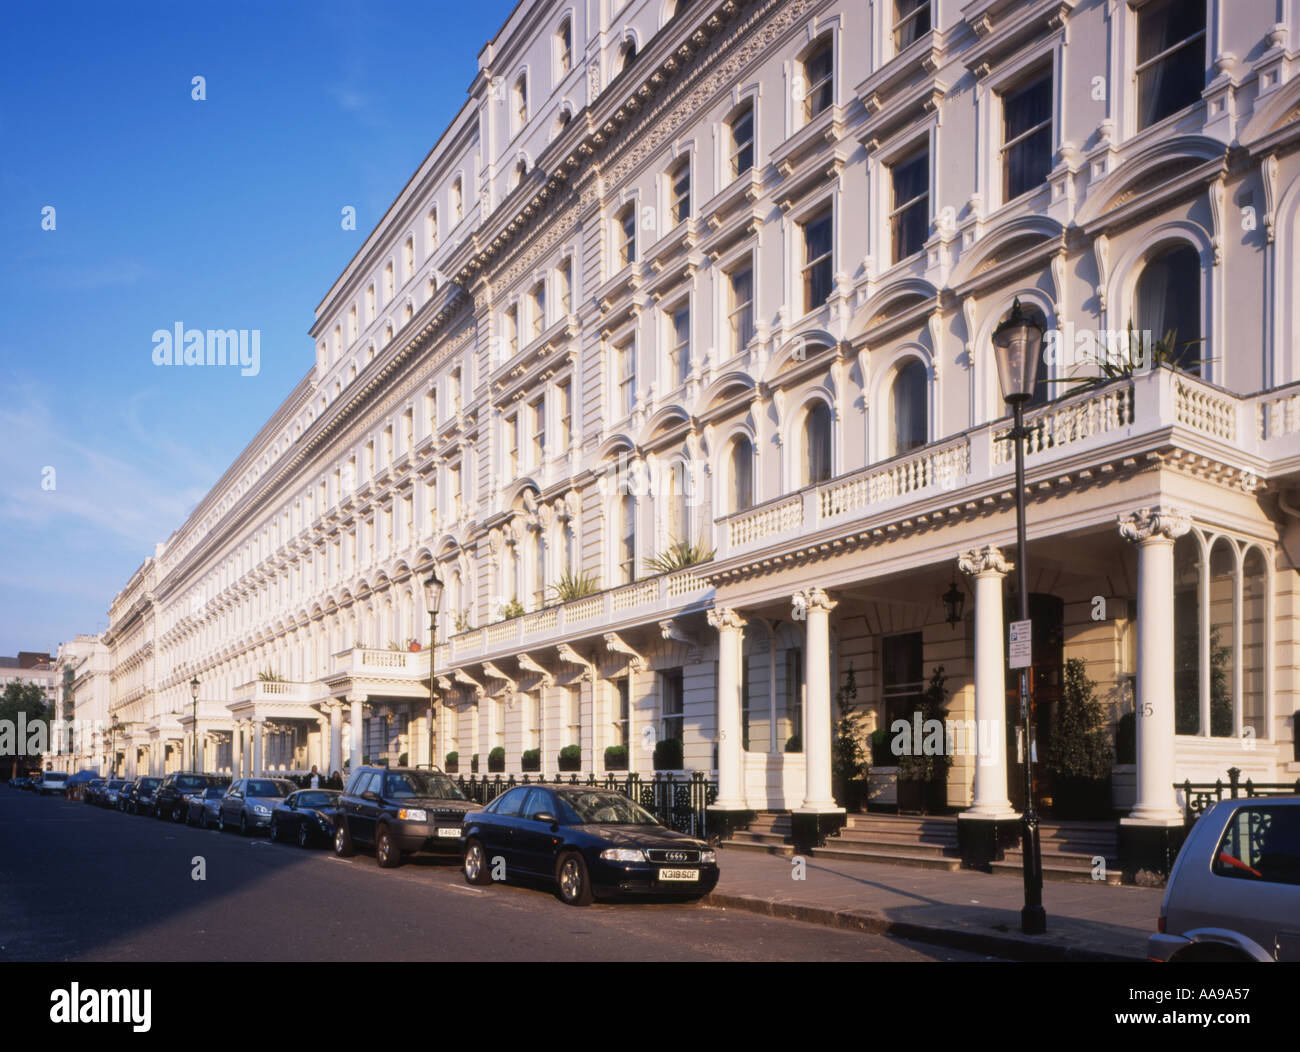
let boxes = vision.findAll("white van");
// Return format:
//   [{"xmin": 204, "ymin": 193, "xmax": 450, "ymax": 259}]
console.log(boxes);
[{"xmin": 36, "ymin": 771, "xmax": 69, "ymax": 797}]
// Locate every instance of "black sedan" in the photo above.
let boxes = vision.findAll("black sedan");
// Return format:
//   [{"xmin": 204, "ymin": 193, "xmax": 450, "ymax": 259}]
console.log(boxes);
[
  {"xmin": 121, "ymin": 776, "xmax": 161, "ymax": 814},
  {"xmin": 186, "ymin": 786, "xmax": 227, "ymax": 828},
  {"xmin": 269, "ymin": 790, "xmax": 341, "ymax": 847},
  {"xmin": 461, "ymin": 785, "xmax": 719, "ymax": 906}
]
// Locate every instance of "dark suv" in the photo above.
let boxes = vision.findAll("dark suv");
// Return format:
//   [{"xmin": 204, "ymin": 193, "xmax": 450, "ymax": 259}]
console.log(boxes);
[
  {"xmin": 121, "ymin": 776, "xmax": 162, "ymax": 815},
  {"xmin": 334, "ymin": 766, "xmax": 476, "ymax": 868},
  {"xmin": 154, "ymin": 772, "xmax": 229, "ymax": 822}
]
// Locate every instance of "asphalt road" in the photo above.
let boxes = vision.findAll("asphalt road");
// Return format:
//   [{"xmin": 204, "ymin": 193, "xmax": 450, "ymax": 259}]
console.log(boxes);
[{"xmin": 0, "ymin": 789, "xmax": 994, "ymax": 961}]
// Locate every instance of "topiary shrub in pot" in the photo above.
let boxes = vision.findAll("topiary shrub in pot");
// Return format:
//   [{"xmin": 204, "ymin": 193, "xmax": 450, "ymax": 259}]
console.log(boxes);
[
  {"xmin": 521, "ymin": 748, "xmax": 541, "ymax": 772},
  {"xmin": 604, "ymin": 745, "xmax": 628, "ymax": 771},
  {"xmin": 444, "ymin": 751, "xmax": 459, "ymax": 773},
  {"xmin": 488, "ymin": 746, "xmax": 505, "ymax": 773},
  {"xmin": 470, "ymin": 753, "xmax": 479, "ymax": 774},
  {"xmin": 398, "ymin": 752, "xmax": 408, "ymax": 767},
  {"xmin": 896, "ymin": 666, "xmax": 952, "ymax": 814},
  {"xmin": 653, "ymin": 738, "xmax": 683, "ymax": 770},
  {"xmin": 784, "ymin": 733, "xmax": 801, "ymax": 753},
  {"xmin": 557, "ymin": 745, "xmax": 581, "ymax": 772},
  {"xmin": 1047, "ymin": 658, "xmax": 1114, "ymax": 819}
]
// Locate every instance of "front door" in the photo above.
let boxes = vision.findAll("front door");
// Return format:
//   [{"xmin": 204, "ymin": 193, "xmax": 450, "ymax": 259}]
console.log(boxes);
[{"xmin": 1006, "ymin": 594, "xmax": 1064, "ymax": 812}]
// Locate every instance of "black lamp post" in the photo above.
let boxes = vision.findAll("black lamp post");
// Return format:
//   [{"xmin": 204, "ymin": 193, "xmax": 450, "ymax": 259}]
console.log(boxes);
[
  {"xmin": 190, "ymin": 676, "xmax": 201, "ymax": 772},
  {"xmin": 991, "ymin": 297, "xmax": 1047, "ymax": 935},
  {"xmin": 423, "ymin": 571, "xmax": 444, "ymax": 769}
]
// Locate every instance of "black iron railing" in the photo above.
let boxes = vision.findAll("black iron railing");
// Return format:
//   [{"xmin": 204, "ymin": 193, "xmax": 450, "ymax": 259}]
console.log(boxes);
[
  {"xmin": 453, "ymin": 771, "xmax": 720, "ymax": 838},
  {"xmin": 1177, "ymin": 766, "xmax": 1300, "ymax": 824}
]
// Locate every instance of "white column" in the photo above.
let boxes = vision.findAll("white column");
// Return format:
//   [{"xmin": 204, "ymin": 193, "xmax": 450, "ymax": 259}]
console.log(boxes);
[
  {"xmin": 707, "ymin": 607, "xmax": 747, "ymax": 810},
  {"xmin": 348, "ymin": 694, "xmax": 364, "ymax": 771},
  {"xmin": 1119, "ymin": 506, "xmax": 1191, "ymax": 825},
  {"xmin": 329, "ymin": 703, "xmax": 343, "ymax": 777},
  {"xmin": 796, "ymin": 588, "xmax": 841, "ymax": 812},
  {"xmin": 959, "ymin": 546, "xmax": 1017, "ymax": 817},
  {"xmin": 252, "ymin": 718, "xmax": 265, "ymax": 777}
]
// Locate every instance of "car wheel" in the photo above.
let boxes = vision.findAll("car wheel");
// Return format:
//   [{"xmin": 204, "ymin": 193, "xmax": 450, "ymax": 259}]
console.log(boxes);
[
  {"xmin": 217, "ymin": 812, "xmax": 226, "ymax": 833},
  {"xmin": 268, "ymin": 818, "xmax": 279, "ymax": 843},
  {"xmin": 556, "ymin": 851, "xmax": 594, "ymax": 906},
  {"xmin": 463, "ymin": 838, "xmax": 492, "ymax": 886},
  {"xmin": 297, "ymin": 822, "xmax": 311, "ymax": 848},
  {"xmin": 376, "ymin": 824, "xmax": 401, "ymax": 868},
  {"xmin": 333, "ymin": 819, "xmax": 354, "ymax": 857},
  {"xmin": 239, "ymin": 814, "xmax": 250, "ymax": 836},
  {"xmin": 173, "ymin": 804, "xmax": 184, "ymax": 822}
]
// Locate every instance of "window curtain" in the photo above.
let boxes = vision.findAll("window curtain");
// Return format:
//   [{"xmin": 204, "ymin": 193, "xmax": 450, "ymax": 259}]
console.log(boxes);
[
  {"xmin": 892, "ymin": 361, "xmax": 927, "ymax": 455},
  {"xmin": 804, "ymin": 404, "xmax": 831, "ymax": 484},
  {"xmin": 731, "ymin": 439, "xmax": 753, "ymax": 511},
  {"xmin": 1135, "ymin": 246, "xmax": 1200, "ymax": 371}
]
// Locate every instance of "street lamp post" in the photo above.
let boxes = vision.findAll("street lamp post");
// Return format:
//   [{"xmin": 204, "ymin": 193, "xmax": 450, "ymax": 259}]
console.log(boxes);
[
  {"xmin": 190, "ymin": 676, "xmax": 201, "ymax": 772},
  {"xmin": 423, "ymin": 572, "xmax": 444, "ymax": 769},
  {"xmin": 991, "ymin": 297, "xmax": 1047, "ymax": 936}
]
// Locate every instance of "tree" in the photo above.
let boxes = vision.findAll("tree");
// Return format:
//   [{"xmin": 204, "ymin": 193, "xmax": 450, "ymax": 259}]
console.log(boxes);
[
  {"xmin": 897, "ymin": 666, "xmax": 952, "ymax": 783},
  {"xmin": 1, "ymin": 681, "xmax": 53, "ymax": 776},
  {"xmin": 1046, "ymin": 659, "xmax": 1111, "ymax": 780}
]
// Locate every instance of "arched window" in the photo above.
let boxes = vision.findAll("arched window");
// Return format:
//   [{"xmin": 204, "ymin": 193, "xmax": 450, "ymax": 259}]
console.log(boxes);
[
  {"xmin": 618, "ymin": 39, "xmax": 636, "ymax": 73},
  {"xmin": 802, "ymin": 402, "xmax": 832, "ymax": 485},
  {"xmin": 531, "ymin": 530, "xmax": 546, "ymax": 610},
  {"xmin": 556, "ymin": 17, "xmax": 573, "ymax": 78},
  {"xmin": 1173, "ymin": 532, "xmax": 1201, "ymax": 734},
  {"xmin": 1207, "ymin": 538, "xmax": 1235, "ymax": 737},
  {"xmin": 1241, "ymin": 547, "xmax": 1267, "ymax": 737},
  {"xmin": 729, "ymin": 436, "xmax": 754, "ymax": 511},
  {"xmin": 1134, "ymin": 244, "xmax": 1202, "ymax": 374},
  {"xmin": 891, "ymin": 359, "xmax": 928, "ymax": 455},
  {"xmin": 618, "ymin": 494, "xmax": 637, "ymax": 584},
  {"xmin": 665, "ymin": 461, "xmax": 690, "ymax": 545}
]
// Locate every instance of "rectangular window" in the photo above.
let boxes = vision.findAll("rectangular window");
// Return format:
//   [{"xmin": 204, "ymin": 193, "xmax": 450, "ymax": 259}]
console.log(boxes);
[
  {"xmin": 669, "ymin": 305, "xmax": 691, "ymax": 387},
  {"xmin": 671, "ymin": 160, "xmax": 691, "ymax": 225},
  {"xmin": 618, "ymin": 208, "xmax": 637, "ymax": 267},
  {"xmin": 505, "ymin": 414, "xmax": 519, "ymax": 477},
  {"xmin": 617, "ymin": 341, "xmax": 636, "ymax": 417},
  {"xmin": 660, "ymin": 669, "xmax": 684, "ymax": 742},
  {"xmin": 505, "ymin": 305, "xmax": 518, "ymax": 357},
  {"xmin": 730, "ymin": 105, "xmax": 754, "ymax": 177},
  {"xmin": 893, "ymin": 0, "xmax": 931, "ymax": 52},
  {"xmin": 558, "ymin": 20, "xmax": 573, "ymax": 76},
  {"xmin": 531, "ymin": 281, "xmax": 546, "ymax": 337},
  {"xmin": 530, "ymin": 396, "xmax": 546, "ymax": 465},
  {"xmin": 614, "ymin": 679, "xmax": 630, "ymax": 749},
  {"xmin": 882, "ymin": 632, "xmax": 924, "ymax": 738},
  {"xmin": 802, "ymin": 209, "xmax": 834, "ymax": 312},
  {"xmin": 1002, "ymin": 71, "xmax": 1053, "ymax": 201},
  {"xmin": 567, "ymin": 684, "xmax": 581, "ymax": 742},
  {"xmin": 785, "ymin": 647, "xmax": 803, "ymax": 750},
  {"xmin": 1136, "ymin": 0, "xmax": 1206, "ymax": 130},
  {"xmin": 559, "ymin": 381, "xmax": 572, "ymax": 455},
  {"xmin": 728, "ymin": 264, "xmax": 755, "ymax": 355},
  {"xmin": 559, "ymin": 257, "xmax": 573, "ymax": 314},
  {"xmin": 450, "ymin": 464, "xmax": 463, "ymax": 518},
  {"xmin": 803, "ymin": 42, "xmax": 833, "ymax": 121},
  {"xmin": 890, "ymin": 147, "xmax": 929, "ymax": 263}
]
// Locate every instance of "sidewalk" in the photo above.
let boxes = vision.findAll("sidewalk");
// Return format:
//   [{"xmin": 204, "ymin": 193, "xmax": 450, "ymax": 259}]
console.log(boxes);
[{"xmin": 704, "ymin": 848, "xmax": 1163, "ymax": 961}]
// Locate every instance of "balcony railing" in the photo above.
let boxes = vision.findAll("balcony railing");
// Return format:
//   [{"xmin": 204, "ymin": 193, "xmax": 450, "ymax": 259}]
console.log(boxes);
[
  {"xmin": 718, "ymin": 367, "xmax": 1300, "ymax": 559},
  {"xmin": 331, "ymin": 647, "xmax": 426, "ymax": 677}
]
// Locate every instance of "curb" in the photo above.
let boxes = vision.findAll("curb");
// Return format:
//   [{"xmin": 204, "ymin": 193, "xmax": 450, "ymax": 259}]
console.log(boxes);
[{"xmin": 702, "ymin": 891, "xmax": 1143, "ymax": 962}]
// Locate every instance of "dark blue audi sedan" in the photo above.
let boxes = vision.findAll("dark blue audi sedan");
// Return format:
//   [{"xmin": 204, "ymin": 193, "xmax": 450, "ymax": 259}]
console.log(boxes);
[{"xmin": 461, "ymin": 785, "xmax": 718, "ymax": 906}]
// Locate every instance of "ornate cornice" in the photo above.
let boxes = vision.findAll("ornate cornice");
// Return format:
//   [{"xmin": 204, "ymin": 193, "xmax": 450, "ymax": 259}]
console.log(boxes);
[
  {"xmin": 958, "ymin": 545, "xmax": 1013, "ymax": 577},
  {"xmin": 1118, "ymin": 506, "xmax": 1192, "ymax": 544}
]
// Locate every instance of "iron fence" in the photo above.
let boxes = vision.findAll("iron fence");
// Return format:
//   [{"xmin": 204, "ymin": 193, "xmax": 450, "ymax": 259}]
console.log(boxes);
[{"xmin": 1177, "ymin": 765, "xmax": 1300, "ymax": 824}]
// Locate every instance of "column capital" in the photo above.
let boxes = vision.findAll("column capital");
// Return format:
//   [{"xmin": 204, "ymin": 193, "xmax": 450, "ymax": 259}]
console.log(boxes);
[
  {"xmin": 346, "ymin": 692, "xmax": 367, "ymax": 705},
  {"xmin": 1118, "ymin": 506, "xmax": 1191, "ymax": 545},
  {"xmin": 707, "ymin": 606, "xmax": 748, "ymax": 631},
  {"xmin": 958, "ymin": 545, "xmax": 1013, "ymax": 578},
  {"xmin": 794, "ymin": 587, "xmax": 837, "ymax": 615}
]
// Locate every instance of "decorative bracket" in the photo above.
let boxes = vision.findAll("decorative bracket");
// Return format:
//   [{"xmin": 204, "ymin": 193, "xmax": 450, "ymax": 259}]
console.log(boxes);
[
  {"xmin": 604, "ymin": 632, "xmax": 647, "ymax": 673},
  {"xmin": 482, "ymin": 661, "xmax": 517, "ymax": 697},
  {"xmin": 517, "ymin": 652, "xmax": 554, "ymax": 688},
  {"xmin": 452, "ymin": 668, "xmax": 485, "ymax": 698},
  {"xmin": 556, "ymin": 643, "xmax": 595, "ymax": 682}
]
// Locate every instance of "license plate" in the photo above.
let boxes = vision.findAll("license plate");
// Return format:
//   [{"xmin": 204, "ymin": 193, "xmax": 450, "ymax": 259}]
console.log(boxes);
[
  {"xmin": 436, "ymin": 827, "xmax": 461, "ymax": 838},
  {"xmin": 658, "ymin": 868, "xmax": 699, "ymax": 882}
]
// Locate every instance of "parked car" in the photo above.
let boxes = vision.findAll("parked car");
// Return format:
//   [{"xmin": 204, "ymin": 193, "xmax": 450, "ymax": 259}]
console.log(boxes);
[
  {"xmin": 154, "ymin": 772, "xmax": 228, "ymax": 822},
  {"xmin": 35, "ymin": 771, "xmax": 69, "ymax": 797},
  {"xmin": 101, "ymin": 779, "xmax": 131, "ymax": 808},
  {"xmin": 121, "ymin": 776, "xmax": 161, "ymax": 814},
  {"xmin": 82, "ymin": 778, "xmax": 107, "ymax": 805},
  {"xmin": 1149, "ymin": 797, "xmax": 1300, "ymax": 962},
  {"xmin": 270, "ymin": 789, "xmax": 341, "ymax": 847},
  {"xmin": 461, "ymin": 785, "xmax": 719, "ymax": 906},
  {"xmin": 218, "ymin": 778, "xmax": 297, "ymax": 835},
  {"xmin": 333, "ymin": 766, "xmax": 476, "ymax": 867},
  {"xmin": 19, "ymin": 776, "xmax": 37, "ymax": 791},
  {"xmin": 10, "ymin": 776, "xmax": 33, "ymax": 790},
  {"xmin": 187, "ymin": 785, "xmax": 228, "ymax": 829}
]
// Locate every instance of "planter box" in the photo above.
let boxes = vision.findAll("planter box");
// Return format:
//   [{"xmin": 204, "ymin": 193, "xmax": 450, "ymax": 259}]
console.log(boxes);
[{"xmin": 1111, "ymin": 764, "xmax": 1135, "ymax": 811}]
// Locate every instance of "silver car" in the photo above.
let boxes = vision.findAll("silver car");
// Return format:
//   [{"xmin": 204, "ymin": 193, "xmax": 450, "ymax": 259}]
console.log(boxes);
[
  {"xmin": 218, "ymin": 778, "xmax": 297, "ymax": 835},
  {"xmin": 1149, "ymin": 797, "xmax": 1300, "ymax": 962}
]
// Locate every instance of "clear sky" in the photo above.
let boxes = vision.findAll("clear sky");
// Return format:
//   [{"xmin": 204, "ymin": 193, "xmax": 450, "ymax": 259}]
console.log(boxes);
[{"xmin": 0, "ymin": 0, "xmax": 516, "ymax": 655}]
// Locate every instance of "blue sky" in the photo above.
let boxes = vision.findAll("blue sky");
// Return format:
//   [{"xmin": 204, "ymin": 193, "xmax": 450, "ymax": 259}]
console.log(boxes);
[{"xmin": 0, "ymin": 0, "xmax": 515, "ymax": 654}]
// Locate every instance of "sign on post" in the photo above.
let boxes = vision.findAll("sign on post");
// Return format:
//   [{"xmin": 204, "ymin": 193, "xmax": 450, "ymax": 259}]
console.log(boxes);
[{"xmin": 1009, "ymin": 619, "xmax": 1032, "ymax": 669}]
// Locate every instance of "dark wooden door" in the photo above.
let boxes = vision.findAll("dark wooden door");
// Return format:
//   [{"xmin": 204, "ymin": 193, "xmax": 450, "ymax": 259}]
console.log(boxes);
[{"xmin": 1006, "ymin": 594, "xmax": 1064, "ymax": 811}]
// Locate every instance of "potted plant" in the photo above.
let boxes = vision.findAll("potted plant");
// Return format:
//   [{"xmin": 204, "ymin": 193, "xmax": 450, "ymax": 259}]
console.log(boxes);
[
  {"xmin": 445, "ymin": 750, "xmax": 459, "ymax": 773},
  {"xmin": 831, "ymin": 664, "xmax": 867, "ymax": 812},
  {"xmin": 784, "ymin": 733, "xmax": 801, "ymax": 753},
  {"xmin": 488, "ymin": 746, "xmax": 506, "ymax": 773},
  {"xmin": 397, "ymin": 752, "xmax": 408, "ymax": 767},
  {"xmin": 1046, "ymin": 658, "xmax": 1113, "ymax": 819},
  {"xmin": 557, "ymin": 744, "xmax": 581, "ymax": 772},
  {"xmin": 897, "ymin": 666, "xmax": 952, "ymax": 814},
  {"xmin": 521, "ymin": 748, "xmax": 541, "ymax": 772},
  {"xmin": 470, "ymin": 753, "xmax": 479, "ymax": 774},
  {"xmin": 604, "ymin": 744, "xmax": 628, "ymax": 771},
  {"xmin": 653, "ymin": 738, "xmax": 683, "ymax": 770}
]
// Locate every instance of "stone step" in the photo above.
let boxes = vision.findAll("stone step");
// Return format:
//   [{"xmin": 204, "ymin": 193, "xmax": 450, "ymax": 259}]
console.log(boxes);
[
  {"xmin": 726, "ymin": 830, "xmax": 793, "ymax": 845},
  {"xmin": 809, "ymin": 844, "xmax": 962, "ymax": 871},
  {"xmin": 831, "ymin": 828, "xmax": 959, "ymax": 849},
  {"xmin": 719, "ymin": 839, "xmax": 795, "ymax": 857},
  {"xmin": 993, "ymin": 856, "xmax": 1123, "ymax": 886}
]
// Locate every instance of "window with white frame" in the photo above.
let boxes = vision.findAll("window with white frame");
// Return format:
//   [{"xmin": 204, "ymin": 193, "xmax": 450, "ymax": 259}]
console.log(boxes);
[
  {"xmin": 384, "ymin": 261, "xmax": 395, "ymax": 302},
  {"xmin": 366, "ymin": 284, "xmax": 375, "ymax": 321},
  {"xmin": 729, "ymin": 435, "xmax": 754, "ymax": 511},
  {"xmin": 801, "ymin": 38, "xmax": 833, "ymax": 122},
  {"xmin": 802, "ymin": 208, "xmax": 834, "ymax": 312},
  {"xmin": 664, "ymin": 459, "xmax": 690, "ymax": 546},
  {"xmin": 530, "ymin": 395, "xmax": 546, "ymax": 466},
  {"xmin": 1136, "ymin": 0, "xmax": 1206, "ymax": 130},
  {"xmin": 660, "ymin": 668, "xmax": 684, "ymax": 743},
  {"xmin": 616, "ymin": 205, "xmax": 637, "ymax": 267},
  {"xmin": 615, "ymin": 339, "xmax": 636, "ymax": 417},
  {"xmin": 729, "ymin": 102, "xmax": 754, "ymax": 178},
  {"xmin": 728, "ymin": 262, "xmax": 755, "ymax": 355},
  {"xmin": 505, "ymin": 304, "xmax": 519, "ymax": 357},
  {"xmin": 892, "ymin": 0, "xmax": 930, "ymax": 52},
  {"xmin": 566, "ymin": 684, "xmax": 581, "ymax": 746},
  {"xmin": 427, "ymin": 207, "xmax": 438, "ymax": 252},
  {"xmin": 558, "ymin": 380, "xmax": 572, "ymax": 455},
  {"xmin": 559, "ymin": 257, "xmax": 573, "ymax": 314},
  {"xmin": 513, "ymin": 74, "xmax": 528, "ymax": 130},
  {"xmin": 530, "ymin": 280, "xmax": 546, "ymax": 338},
  {"xmin": 1133, "ymin": 244, "xmax": 1202, "ymax": 375},
  {"xmin": 667, "ymin": 303, "xmax": 691, "ymax": 387},
  {"xmin": 802, "ymin": 402, "xmax": 832, "ymax": 485},
  {"xmin": 669, "ymin": 157, "xmax": 691, "ymax": 225},
  {"xmin": 1002, "ymin": 69, "xmax": 1053, "ymax": 202},
  {"xmin": 505, "ymin": 413, "xmax": 519, "ymax": 477},
  {"xmin": 557, "ymin": 17, "xmax": 573, "ymax": 79},
  {"xmin": 452, "ymin": 178, "xmax": 463, "ymax": 222},
  {"xmin": 531, "ymin": 529, "xmax": 546, "ymax": 610},
  {"xmin": 618, "ymin": 493, "xmax": 636, "ymax": 584},
  {"xmin": 890, "ymin": 359, "xmax": 928, "ymax": 455},
  {"xmin": 612, "ymin": 678, "xmax": 630, "ymax": 749},
  {"xmin": 890, "ymin": 146, "xmax": 929, "ymax": 263},
  {"xmin": 404, "ymin": 237, "xmax": 415, "ymax": 280}
]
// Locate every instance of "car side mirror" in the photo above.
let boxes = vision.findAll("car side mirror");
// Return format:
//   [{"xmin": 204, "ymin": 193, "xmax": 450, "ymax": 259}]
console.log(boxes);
[
  {"xmin": 533, "ymin": 811, "xmax": 556, "ymax": 824},
  {"xmin": 361, "ymin": 790, "xmax": 381, "ymax": 802}
]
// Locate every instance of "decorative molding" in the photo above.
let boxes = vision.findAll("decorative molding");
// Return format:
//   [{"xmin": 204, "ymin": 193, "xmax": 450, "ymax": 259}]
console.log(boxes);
[
  {"xmin": 516, "ymin": 652, "xmax": 553, "ymax": 687},
  {"xmin": 603, "ymin": 632, "xmax": 647, "ymax": 672},
  {"xmin": 793, "ymin": 587, "xmax": 837, "ymax": 615},
  {"xmin": 958, "ymin": 545, "xmax": 1013, "ymax": 577},
  {"xmin": 706, "ymin": 606, "xmax": 747, "ymax": 632},
  {"xmin": 1118, "ymin": 506, "xmax": 1192, "ymax": 544},
  {"xmin": 556, "ymin": 642, "xmax": 595, "ymax": 681}
]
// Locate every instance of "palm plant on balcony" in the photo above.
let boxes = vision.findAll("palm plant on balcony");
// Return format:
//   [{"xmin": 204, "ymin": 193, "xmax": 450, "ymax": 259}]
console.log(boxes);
[
  {"xmin": 549, "ymin": 569, "xmax": 600, "ymax": 604},
  {"xmin": 645, "ymin": 537, "xmax": 715, "ymax": 575},
  {"xmin": 1046, "ymin": 324, "xmax": 1213, "ymax": 396},
  {"xmin": 257, "ymin": 669, "xmax": 286, "ymax": 683},
  {"xmin": 497, "ymin": 596, "xmax": 525, "ymax": 621},
  {"xmin": 453, "ymin": 610, "xmax": 473, "ymax": 634}
]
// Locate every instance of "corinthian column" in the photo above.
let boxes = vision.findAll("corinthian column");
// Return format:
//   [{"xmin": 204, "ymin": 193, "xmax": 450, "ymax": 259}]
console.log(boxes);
[
  {"xmin": 706, "ymin": 607, "xmax": 747, "ymax": 810},
  {"xmin": 958, "ymin": 546, "xmax": 1016, "ymax": 818},
  {"xmin": 795, "ymin": 587, "xmax": 841, "ymax": 813},
  {"xmin": 1119, "ymin": 506, "xmax": 1191, "ymax": 825}
]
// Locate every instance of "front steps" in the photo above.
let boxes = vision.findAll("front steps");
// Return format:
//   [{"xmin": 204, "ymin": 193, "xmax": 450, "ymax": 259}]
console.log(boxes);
[{"xmin": 721, "ymin": 811, "xmax": 1123, "ymax": 885}]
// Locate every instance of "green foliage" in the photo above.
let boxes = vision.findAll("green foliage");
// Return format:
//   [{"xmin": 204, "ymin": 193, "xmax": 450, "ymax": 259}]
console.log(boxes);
[
  {"xmin": 521, "ymin": 748, "xmax": 541, "ymax": 772},
  {"xmin": 397, "ymin": 752, "xmax": 408, "ymax": 767},
  {"xmin": 471, "ymin": 753, "xmax": 479, "ymax": 773},
  {"xmin": 604, "ymin": 744, "xmax": 628, "ymax": 770},
  {"xmin": 445, "ymin": 750, "xmax": 459, "ymax": 770},
  {"xmin": 558, "ymin": 744, "xmax": 581, "ymax": 771},
  {"xmin": 488, "ymin": 746, "xmax": 505, "ymax": 772},
  {"xmin": 1047, "ymin": 324, "xmax": 1214, "ymax": 395},
  {"xmin": 645, "ymin": 537, "xmax": 715, "ymax": 575},
  {"xmin": 0, "ymin": 681, "xmax": 51, "ymax": 762},
  {"xmin": 897, "ymin": 666, "xmax": 952, "ymax": 783},
  {"xmin": 831, "ymin": 664, "xmax": 866, "ymax": 790},
  {"xmin": 869, "ymin": 727, "xmax": 892, "ymax": 767},
  {"xmin": 256, "ymin": 668, "xmax": 286, "ymax": 682},
  {"xmin": 550, "ymin": 569, "xmax": 600, "ymax": 603},
  {"xmin": 1046, "ymin": 659, "xmax": 1112, "ymax": 780},
  {"xmin": 653, "ymin": 738, "xmax": 683, "ymax": 770},
  {"xmin": 453, "ymin": 610, "xmax": 473, "ymax": 634},
  {"xmin": 498, "ymin": 597, "xmax": 525, "ymax": 620},
  {"xmin": 784, "ymin": 733, "xmax": 801, "ymax": 754},
  {"xmin": 1115, "ymin": 711, "xmax": 1136, "ymax": 765}
]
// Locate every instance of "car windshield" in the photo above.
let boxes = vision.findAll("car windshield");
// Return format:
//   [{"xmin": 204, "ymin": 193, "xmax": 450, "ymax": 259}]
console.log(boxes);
[
  {"xmin": 382, "ymin": 772, "xmax": 465, "ymax": 800},
  {"xmin": 109, "ymin": 781, "xmax": 128, "ymax": 790},
  {"xmin": 557, "ymin": 791, "xmax": 660, "ymax": 826},
  {"xmin": 204, "ymin": 788, "xmax": 225, "ymax": 799},
  {"xmin": 246, "ymin": 780, "xmax": 294, "ymax": 798},
  {"xmin": 176, "ymin": 776, "xmax": 208, "ymax": 790},
  {"xmin": 296, "ymin": 790, "xmax": 339, "ymax": 808},
  {"xmin": 140, "ymin": 778, "xmax": 160, "ymax": 788}
]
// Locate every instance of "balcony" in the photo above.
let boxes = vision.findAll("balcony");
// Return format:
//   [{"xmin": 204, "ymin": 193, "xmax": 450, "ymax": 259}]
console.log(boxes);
[
  {"xmin": 331, "ymin": 647, "xmax": 427, "ymax": 678},
  {"xmin": 448, "ymin": 568, "xmax": 712, "ymax": 665},
  {"xmin": 717, "ymin": 367, "xmax": 1300, "ymax": 559}
]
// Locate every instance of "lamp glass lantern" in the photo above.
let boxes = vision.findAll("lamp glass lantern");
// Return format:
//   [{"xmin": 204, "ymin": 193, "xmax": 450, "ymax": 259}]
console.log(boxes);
[
  {"xmin": 424, "ymin": 572, "xmax": 444, "ymax": 617},
  {"xmin": 190, "ymin": 676, "xmax": 200, "ymax": 701},
  {"xmin": 942, "ymin": 580, "xmax": 965, "ymax": 626},
  {"xmin": 991, "ymin": 298, "xmax": 1045, "ymax": 405}
]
